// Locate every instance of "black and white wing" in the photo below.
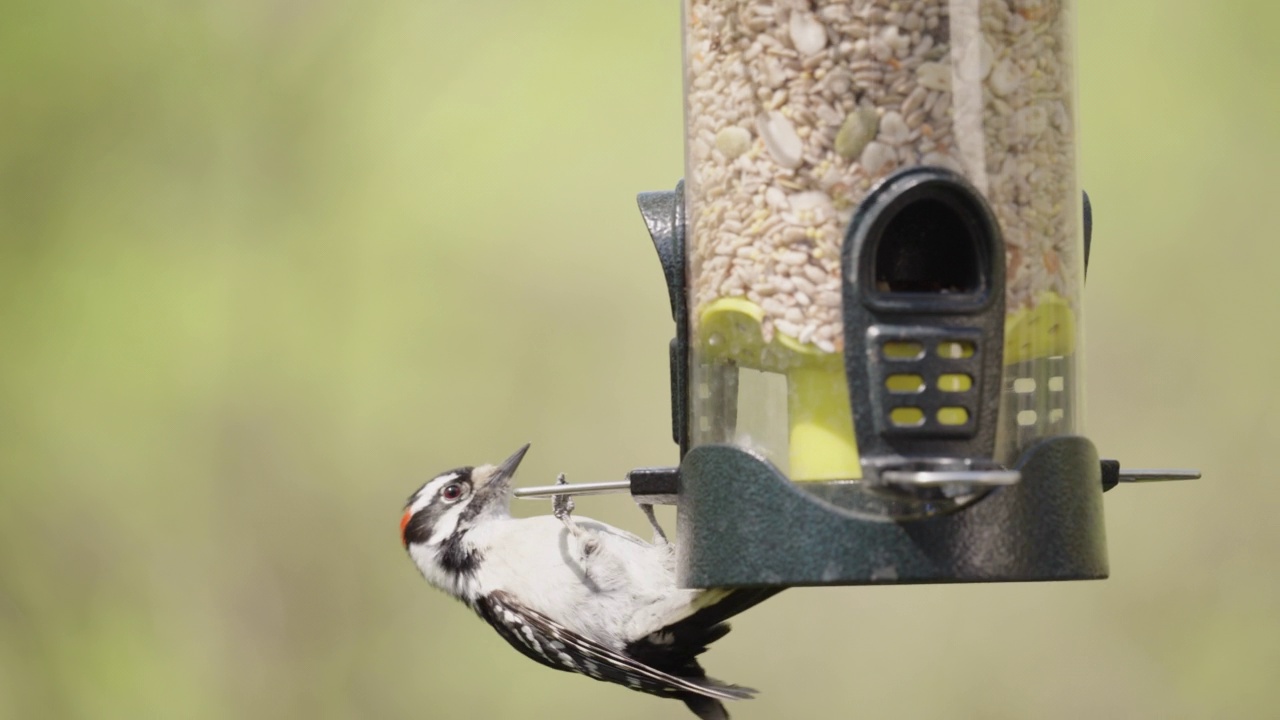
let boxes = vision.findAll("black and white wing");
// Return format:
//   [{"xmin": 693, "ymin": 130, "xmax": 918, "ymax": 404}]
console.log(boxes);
[{"xmin": 474, "ymin": 590, "xmax": 756, "ymax": 708}]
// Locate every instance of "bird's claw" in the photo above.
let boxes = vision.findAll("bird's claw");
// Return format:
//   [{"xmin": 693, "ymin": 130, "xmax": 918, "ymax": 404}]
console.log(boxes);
[
  {"xmin": 552, "ymin": 473, "xmax": 575, "ymax": 522},
  {"xmin": 639, "ymin": 504, "xmax": 669, "ymax": 545},
  {"xmin": 552, "ymin": 474, "xmax": 596, "ymax": 559}
]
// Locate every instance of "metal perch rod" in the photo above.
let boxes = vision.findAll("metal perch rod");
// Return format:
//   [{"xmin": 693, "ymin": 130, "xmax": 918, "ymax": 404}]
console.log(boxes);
[
  {"xmin": 1116, "ymin": 468, "xmax": 1202, "ymax": 482},
  {"xmin": 514, "ymin": 481, "xmax": 633, "ymax": 499}
]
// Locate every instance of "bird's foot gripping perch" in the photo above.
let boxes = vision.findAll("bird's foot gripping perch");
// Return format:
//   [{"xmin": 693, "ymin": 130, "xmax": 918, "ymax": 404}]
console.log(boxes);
[
  {"xmin": 553, "ymin": 473, "xmax": 599, "ymax": 557},
  {"xmin": 551, "ymin": 473, "xmax": 575, "ymax": 524},
  {"xmin": 515, "ymin": 467, "xmax": 680, "ymax": 546}
]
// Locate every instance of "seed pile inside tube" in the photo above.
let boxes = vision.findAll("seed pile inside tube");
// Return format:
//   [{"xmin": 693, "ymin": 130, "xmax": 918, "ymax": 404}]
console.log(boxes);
[{"xmin": 685, "ymin": 0, "xmax": 1079, "ymax": 354}]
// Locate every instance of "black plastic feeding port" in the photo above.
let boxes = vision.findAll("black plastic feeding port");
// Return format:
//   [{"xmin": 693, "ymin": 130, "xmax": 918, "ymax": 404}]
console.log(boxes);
[
  {"xmin": 842, "ymin": 168, "xmax": 1005, "ymax": 469},
  {"xmin": 857, "ymin": 168, "xmax": 997, "ymax": 311}
]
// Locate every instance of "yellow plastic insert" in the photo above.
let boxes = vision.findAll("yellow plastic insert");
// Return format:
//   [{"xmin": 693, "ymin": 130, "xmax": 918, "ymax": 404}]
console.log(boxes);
[
  {"xmin": 1004, "ymin": 291, "xmax": 1077, "ymax": 363},
  {"xmin": 699, "ymin": 297, "xmax": 861, "ymax": 481}
]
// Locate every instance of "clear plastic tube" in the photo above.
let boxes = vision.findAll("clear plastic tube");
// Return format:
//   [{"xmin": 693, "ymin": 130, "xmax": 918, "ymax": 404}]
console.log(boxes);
[{"xmin": 683, "ymin": 0, "xmax": 1082, "ymax": 477}]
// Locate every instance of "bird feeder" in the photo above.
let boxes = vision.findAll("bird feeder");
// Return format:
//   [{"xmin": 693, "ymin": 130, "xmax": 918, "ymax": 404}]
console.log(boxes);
[{"xmin": 516, "ymin": 0, "xmax": 1197, "ymax": 589}]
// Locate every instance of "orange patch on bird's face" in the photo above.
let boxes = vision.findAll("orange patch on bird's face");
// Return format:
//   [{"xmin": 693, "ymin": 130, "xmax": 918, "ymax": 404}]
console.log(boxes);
[{"xmin": 400, "ymin": 509, "xmax": 413, "ymax": 547}]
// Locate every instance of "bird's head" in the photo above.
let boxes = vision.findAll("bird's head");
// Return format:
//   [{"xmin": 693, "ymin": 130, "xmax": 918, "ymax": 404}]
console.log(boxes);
[{"xmin": 400, "ymin": 444, "xmax": 530, "ymax": 569}]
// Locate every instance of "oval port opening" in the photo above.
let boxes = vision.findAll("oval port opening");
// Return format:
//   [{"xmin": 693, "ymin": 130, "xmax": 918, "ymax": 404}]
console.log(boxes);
[
  {"xmin": 937, "ymin": 373, "xmax": 973, "ymax": 392},
  {"xmin": 882, "ymin": 340, "xmax": 924, "ymax": 360},
  {"xmin": 849, "ymin": 169, "xmax": 1001, "ymax": 313},
  {"xmin": 874, "ymin": 198, "xmax": 981, "ymax": 294},
  {"xmin": 937, "ymin": 340, "xmax": 975, "ymax": 359},
  {"xmin": 885, "ymin": 374, "xmax": 926, "ymax": 393},
  {"xmin": 890, "ymin": 406, "xmax": 926, "ymax": 427}
]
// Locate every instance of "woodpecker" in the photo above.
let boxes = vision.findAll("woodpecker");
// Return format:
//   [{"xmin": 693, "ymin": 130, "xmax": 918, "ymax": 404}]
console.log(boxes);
[{"xmin": 400, "ymin": 444, "xmax": 774, "ymax": 719}]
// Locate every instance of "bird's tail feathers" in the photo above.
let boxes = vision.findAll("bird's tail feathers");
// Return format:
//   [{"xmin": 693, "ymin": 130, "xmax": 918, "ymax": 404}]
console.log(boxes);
[
  {"xmin": 684, "ymin": 674, "xmax": 757, "ymax": 701},
  {"xmin": 683, "ymin": 695, "xmax": 730, "ymax": 720}
]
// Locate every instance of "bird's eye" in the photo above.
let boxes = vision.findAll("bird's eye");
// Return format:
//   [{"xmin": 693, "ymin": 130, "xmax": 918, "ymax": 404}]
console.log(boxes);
[{"xmin": 441, "ymin": 484, "xmax": 464, "ymax": 502}]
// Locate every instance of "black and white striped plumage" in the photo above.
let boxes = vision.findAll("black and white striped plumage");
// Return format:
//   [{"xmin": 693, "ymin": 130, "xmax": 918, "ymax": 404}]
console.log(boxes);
[{"xmin": 400, "ymin": 445, "xmax": 773, "ymax": 719}]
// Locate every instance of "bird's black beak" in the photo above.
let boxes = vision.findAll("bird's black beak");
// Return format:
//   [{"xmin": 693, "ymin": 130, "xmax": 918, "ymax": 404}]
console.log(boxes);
[
  {"xmin": 481, "ymin": 443, "xmax": 530, "ymax": 494},
  {"xmin": 468, "ymin": 444, "xmax": 530, "ymax": 517}
]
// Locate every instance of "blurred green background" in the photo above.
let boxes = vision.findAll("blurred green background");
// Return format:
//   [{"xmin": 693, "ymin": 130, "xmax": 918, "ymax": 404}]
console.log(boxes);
[{"xmin": 1, "ymin": 1, "xmax": 1275, "ymax": 718}]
